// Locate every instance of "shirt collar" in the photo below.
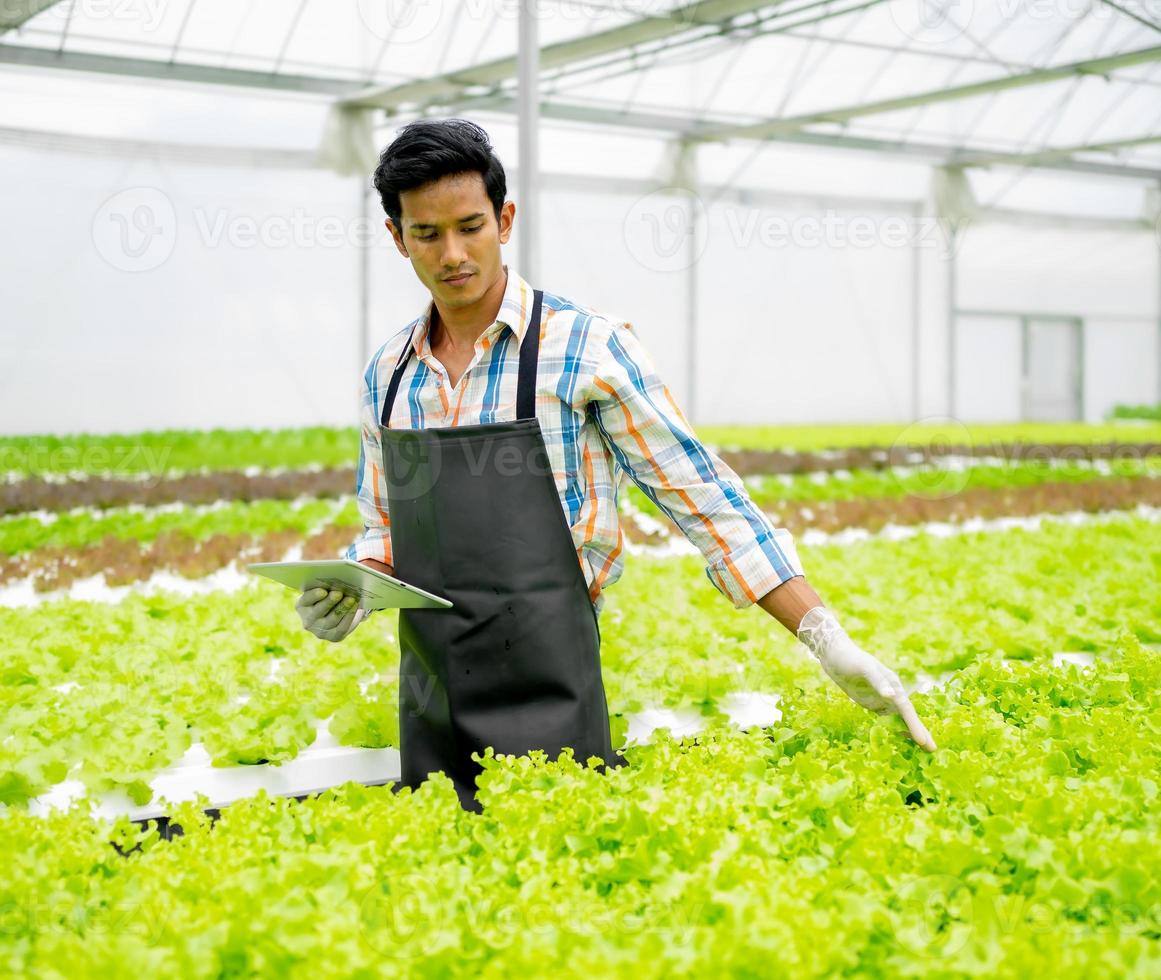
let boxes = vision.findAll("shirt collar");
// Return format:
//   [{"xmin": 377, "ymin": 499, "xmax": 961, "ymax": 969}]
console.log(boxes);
[{"xmin": 411, "ymin": 263, "xmax": 533, "ymax": 358}]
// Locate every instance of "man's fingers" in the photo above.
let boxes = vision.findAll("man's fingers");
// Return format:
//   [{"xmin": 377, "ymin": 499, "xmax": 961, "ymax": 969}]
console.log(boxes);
[
  {"xmin": 295, "ymin": 587, "xmax": 328, "ymax": 611},
  {"xmin": 891, "ymin": 692, "xmax": 937, "ymax": 751},
  {"xmin": 302, "ymin": 589, "xmax": 343, "ymax": 616},
  {"xmin": 316, "ymin": 596, "xmax": 357, "ymax": 630},
  {"xmin": 328, "ymin": 606, "xmax": 357, "ymax": 639},
  {"xmin": 870, "ymin": 666, "xmax": 938, "ymax": 751},
  {"xmin": 867, "ymin": 666, "xmax": 937, "ymax": 750}
]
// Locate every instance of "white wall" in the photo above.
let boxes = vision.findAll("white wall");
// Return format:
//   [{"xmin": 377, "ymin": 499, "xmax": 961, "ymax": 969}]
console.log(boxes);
[
  {"xmin": 956, "ymin": 224, "xmax": 1155, "ymax": 318},
  {"xmin": 953, "ymin": 315, "xmax": 1023, "ymax": 422},
  {"xmin": 1083, "ymin": 318, "xmax": 1160, "ymax": 423},
  {"xmin": 0, "ymin": 144, "xmax": 372, "ymax": 435},
  {"xmin": 693, "ymin": 200, "xmax": 917, "ymax": 424},
  {"xmin": 950, "ymin": 224, "xmax": 1160, "ymax": 423}
]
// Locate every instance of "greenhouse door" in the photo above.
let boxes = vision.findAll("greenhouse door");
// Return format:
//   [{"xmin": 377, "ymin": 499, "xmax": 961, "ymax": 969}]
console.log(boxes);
[{"xmin": 1022, "ymin": 317, "xmax": 1082, "ymax": 421}]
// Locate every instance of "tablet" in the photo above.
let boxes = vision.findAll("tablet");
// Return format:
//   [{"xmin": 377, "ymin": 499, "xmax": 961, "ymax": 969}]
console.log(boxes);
[{"xmin": 248, "ymin": 559, "xmax": 453, "ymax": 610}]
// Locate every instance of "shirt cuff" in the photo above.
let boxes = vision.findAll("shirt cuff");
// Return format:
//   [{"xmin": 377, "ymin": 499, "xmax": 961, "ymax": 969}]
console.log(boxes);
[{"xmin": 704, "ymin": 526, "xmax": 805, "ymax": 610}]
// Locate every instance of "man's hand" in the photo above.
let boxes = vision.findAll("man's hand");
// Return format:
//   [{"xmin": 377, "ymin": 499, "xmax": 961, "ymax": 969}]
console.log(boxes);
[
  {"xmin": 796, "ymin": 605, "xmax": 937, "ymax": 752},
  {"xmin": 296, "ymin": 588, "xmax": 367, "ymax": 642}
]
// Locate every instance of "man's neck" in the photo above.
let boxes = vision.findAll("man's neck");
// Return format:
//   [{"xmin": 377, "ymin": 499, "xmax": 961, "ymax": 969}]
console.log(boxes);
[{"xmin": 430, "ymin": 265, "xmax": 508, "ymax": 353}]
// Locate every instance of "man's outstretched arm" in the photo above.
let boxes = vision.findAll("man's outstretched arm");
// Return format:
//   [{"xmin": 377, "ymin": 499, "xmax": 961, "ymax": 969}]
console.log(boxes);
[{"xmin": 590, "ymin": 318, "xmax": 936, "ymax": 752}]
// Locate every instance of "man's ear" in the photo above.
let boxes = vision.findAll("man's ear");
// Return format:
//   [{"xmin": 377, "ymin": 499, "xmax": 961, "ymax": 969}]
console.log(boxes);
[
  {"xmin": 497, "ymin": 200, "xmax": 516, "ymax": 244},
  {"xmin": 385, "ymin": 218, "xmax": 409, "ymax": 257}
]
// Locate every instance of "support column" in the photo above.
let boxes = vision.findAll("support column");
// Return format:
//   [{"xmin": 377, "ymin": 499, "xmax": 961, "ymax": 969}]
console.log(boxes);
[
  {"xmin": 686, "ymin": 189, "xmax": 699, "ymax": 426},
  {"xmin": 911, "ymin": 203, "xmax": 921, "ymax": 421},
  {"xmin": 358, "ymin": 176, "xmax": 371, "ymax": 387},
  {"xmin": 948, "ymin": 227, "xmax": 958, "ymax": 418},
  {"xmin": 517, "ymin": 0, "xmax": 540, "ymax": 283}
]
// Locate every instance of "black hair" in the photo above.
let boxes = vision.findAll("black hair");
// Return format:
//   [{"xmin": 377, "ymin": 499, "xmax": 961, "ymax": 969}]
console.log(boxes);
[{"xmin": 372, "ymin": 117, "xmax": 507, "ymax": 233}]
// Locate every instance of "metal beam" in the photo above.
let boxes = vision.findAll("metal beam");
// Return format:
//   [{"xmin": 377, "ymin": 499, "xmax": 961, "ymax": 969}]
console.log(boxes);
[
  {"xmin": 454, "ymin": 96, "xmax": 1161, "ymax": 181},
  {"xmin": 337, "ymin": 0, "xmax": 781, "ymax": 111},
  {"xmin": 949, "ymin": 134, "xmax": 1161, "ymax": 169},
  {"xmin": 792, "ymin": 130, "xmax": 1161, "ymax": 182},
  {"xmin": 978, "ymin": 206, "xmax": 1152, "ymax": 234},
  {"xmin": 448, "ymin": 94, "xmax": 723, "ymax": 138},
  {"xmin": 0, "ymin": 42, "xmax": 357, "ymax": 95},
  {"xmin": 510, "ymin": 168, "xmax": 1151, "ymax": 232},
  {"xmin": 1097, "ymin": 0, "xmax": 1161, "ymax": 35},
  {"xmin": 959, "ymin": 307, "xmax": 1160, "ymax": 322},
  {"xmin": 0, "ymin": 0, "xmax": 62, "ymax": 33},
  {"xmin": 775, "ymin": 28, "xmax": 1161, "ymax": 89},
  {"xmin": 516, "ymin": 167, "xmax": 917, "ymax": 213},
  {"xmin": 692, "ymin": 45, "xmax": 1161, "ymax": 143},
  {"xmin": 0, "ymin": 124, "xmax": 320, "ymax": 169}
]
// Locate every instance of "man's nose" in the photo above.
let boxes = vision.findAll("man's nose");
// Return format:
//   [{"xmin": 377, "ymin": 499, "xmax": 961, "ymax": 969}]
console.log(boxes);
[{"xmin": 441, "ymin": 231, "xmax": 469, "ymax": 266}]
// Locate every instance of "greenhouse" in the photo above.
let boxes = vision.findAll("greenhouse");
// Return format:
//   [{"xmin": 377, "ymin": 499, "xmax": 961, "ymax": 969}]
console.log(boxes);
[{"xmin": 1, "ymin": 0, "xmax": 1160, "ymax": 976}]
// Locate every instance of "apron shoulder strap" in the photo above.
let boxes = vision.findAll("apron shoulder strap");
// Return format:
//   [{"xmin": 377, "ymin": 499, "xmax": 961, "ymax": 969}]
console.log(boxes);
[
  {"xmin": 515, "ymin": 288, "xmax": 544, "ymax": 421},
  {"xmin": 380, "ymin": 320, "xmax": 417, "ymax": 428}
]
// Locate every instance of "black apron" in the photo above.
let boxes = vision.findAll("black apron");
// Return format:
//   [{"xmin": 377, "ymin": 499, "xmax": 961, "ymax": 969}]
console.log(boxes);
[{"xmin": 378, "ymin": 287, "xmax": 624, "ymax": 812}]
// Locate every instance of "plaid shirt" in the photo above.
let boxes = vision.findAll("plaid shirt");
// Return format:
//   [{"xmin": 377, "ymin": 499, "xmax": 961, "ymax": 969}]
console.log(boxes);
[{"xmin": 347, "ymin": 264, "xmax": 804, "ymax": 616}]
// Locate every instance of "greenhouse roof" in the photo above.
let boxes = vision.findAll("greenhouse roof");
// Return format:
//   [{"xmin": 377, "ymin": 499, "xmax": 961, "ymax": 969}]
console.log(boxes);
[{"xmin": 0, "ymin": 0, "xmax": 1158, "ymax": 183}]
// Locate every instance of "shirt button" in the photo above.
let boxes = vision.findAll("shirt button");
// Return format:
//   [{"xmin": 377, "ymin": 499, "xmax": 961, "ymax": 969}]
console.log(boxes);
[{"xmin": 435, "ymin": 378, "xmax": 443, "ymax": 387}]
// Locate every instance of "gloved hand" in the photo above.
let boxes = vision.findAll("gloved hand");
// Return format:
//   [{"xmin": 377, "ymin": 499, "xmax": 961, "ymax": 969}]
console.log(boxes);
[
  {"xmin": 296, "ymin": 588, "xmax": 368, "ymax": 642},
  {"xmin": 796, "ymin": 605, "xmax": 937, "ymax": 752}
]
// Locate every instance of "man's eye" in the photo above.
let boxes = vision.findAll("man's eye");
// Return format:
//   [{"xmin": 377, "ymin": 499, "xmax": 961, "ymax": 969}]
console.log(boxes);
[{"xmin": 417, "ymin": 225, "xmax": 481, "ymax": 242}]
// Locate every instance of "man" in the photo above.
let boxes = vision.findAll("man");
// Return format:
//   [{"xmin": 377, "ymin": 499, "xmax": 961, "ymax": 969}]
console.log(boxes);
[{"xmin": 297, "ymin": 118, "xmax": 936, "ymax": 812}]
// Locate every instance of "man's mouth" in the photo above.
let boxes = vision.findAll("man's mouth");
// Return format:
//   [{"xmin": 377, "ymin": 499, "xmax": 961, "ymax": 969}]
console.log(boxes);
[{"xmin": 444, "ymin": 272, "xmax": 473, "ymax": 284}]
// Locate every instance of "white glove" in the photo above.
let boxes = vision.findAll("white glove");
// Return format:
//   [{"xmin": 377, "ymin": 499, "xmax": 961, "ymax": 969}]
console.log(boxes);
[
  {"xmin": 296, "ymin": 588, "xmax": 368, "ymax": 643},
  {"xmin": 796, "ymin": 605, "xmax": 937, "ymax": 752}
]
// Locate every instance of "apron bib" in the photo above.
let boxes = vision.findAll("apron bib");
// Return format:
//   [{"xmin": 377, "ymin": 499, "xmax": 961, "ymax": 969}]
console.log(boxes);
[{"xmin": 378, "ymin": 287, "xmax": 623, "ymax": 812}]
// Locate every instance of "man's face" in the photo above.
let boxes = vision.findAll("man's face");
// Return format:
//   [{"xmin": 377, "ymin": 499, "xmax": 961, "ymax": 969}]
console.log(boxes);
[{"xmin": 386, "ymin": 171, "xmax": 514, "ymax": 310}]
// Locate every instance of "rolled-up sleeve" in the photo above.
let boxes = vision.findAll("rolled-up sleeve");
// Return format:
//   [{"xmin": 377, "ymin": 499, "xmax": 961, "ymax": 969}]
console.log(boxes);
[
  {"xmin": 345, "ymin": 358, "xmax": 393, "ymax": 567},
  {"xmin": 588, "ymin": 318, "xmax": 804, "ymax": 608}
]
